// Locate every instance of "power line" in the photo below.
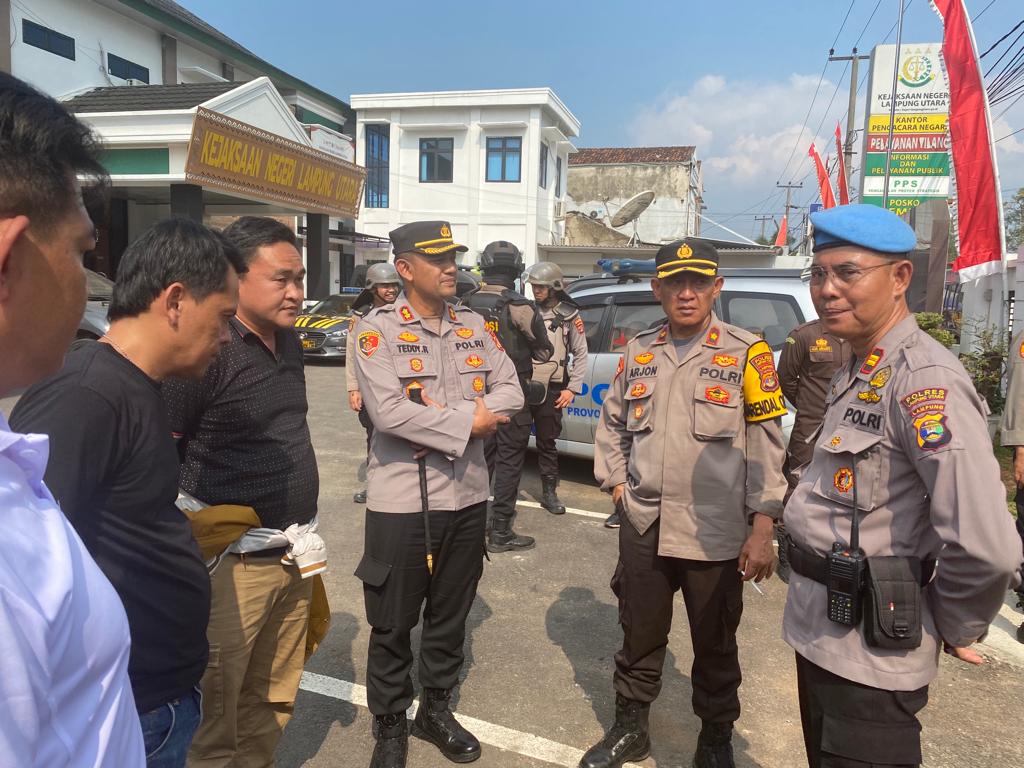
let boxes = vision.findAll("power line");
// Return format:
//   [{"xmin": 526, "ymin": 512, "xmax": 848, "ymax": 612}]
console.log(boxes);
[
  {"xmin": 773, "ymin": 0, "xmax": 859, "ymax": 184},
  {"xmin": 997, "ymin": 125, "xmax": 1024, "ymax": 142},
  {"xmin": 973, "ymin": 0, "xmax": 1000, "ymax": 23},
  {"xmin": 980, "ymin": 18, "xmax": 1024, "ymax": 59}
]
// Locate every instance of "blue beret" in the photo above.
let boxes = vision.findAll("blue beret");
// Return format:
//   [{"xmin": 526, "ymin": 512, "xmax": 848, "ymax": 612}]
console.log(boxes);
[{"xmin": 810, "ymin": 204, "xmax": 917, "ymax": 255}]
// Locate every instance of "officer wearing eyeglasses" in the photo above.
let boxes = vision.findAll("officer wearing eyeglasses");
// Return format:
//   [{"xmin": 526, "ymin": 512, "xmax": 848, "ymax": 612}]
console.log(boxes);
[{"xmin": 782, "ymin": 204, "xmax": 1022, "ymax": 768}]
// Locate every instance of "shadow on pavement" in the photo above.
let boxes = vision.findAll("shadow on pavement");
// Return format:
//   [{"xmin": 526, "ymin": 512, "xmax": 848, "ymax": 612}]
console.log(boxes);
[
  {"xmin": 278, "ymin": 611, "xmax": 360, "ymax": 766},
  {"xmin": 546, "ymin": 585, "xmax": 759, "ymax": 766}
]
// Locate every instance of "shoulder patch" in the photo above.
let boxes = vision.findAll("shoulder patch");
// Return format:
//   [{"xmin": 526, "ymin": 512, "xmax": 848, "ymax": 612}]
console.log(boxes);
[
  {"xmin": 573, "ymin": 315, "xmax": 585, "ymax": 334},
  {"xmin": 615, "ymin": 355, "xmax": 625, "ymax": 379},
  {"xmin": 488, "ymin": 328, "xmax": 504, "ymax": 351},
  {"xmin": 358, "ymin": 330, "xmax": 382, "ymax": 358},
  {"xmin": 743, "ymin": 340, "xmax": 786, "ymax": 422}
]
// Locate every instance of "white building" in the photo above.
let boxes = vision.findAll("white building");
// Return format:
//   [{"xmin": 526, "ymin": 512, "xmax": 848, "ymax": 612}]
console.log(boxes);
[
  {"xmin": 566, "ymin": 147, "xmax": 704, "ymax": 245},
  {"xmin": 351, "ymin": 88, "xmax": 581, "ymax": 267}
]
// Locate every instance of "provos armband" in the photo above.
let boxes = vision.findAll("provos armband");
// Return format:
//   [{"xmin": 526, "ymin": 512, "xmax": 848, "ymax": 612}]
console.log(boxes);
[{"xmin": 743, "ymin": 340, "xmax": 787, "ymax": 423}]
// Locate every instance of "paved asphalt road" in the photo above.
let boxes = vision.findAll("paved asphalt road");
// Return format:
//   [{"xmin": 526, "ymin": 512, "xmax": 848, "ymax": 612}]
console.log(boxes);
[{"xmin": 4, "ymin": 361, "xmax": 1023, "ymax": 767}]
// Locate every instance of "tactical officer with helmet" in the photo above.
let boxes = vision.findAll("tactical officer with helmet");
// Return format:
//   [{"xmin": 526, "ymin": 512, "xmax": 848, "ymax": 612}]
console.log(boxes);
[
  {"xmin": 524, "ymin": 261, "xmax": 588, "ymax": 515},
  {"xmin": 462, "ymin": 241, "xmax": 553, "ymax": 552},
  {"xmin": 347, "ymin": 263, "xmax": 402, "ymax": 503},
  {"xmin": 783, "ymin": 204, "xmax": 1022, "ymax": 768}
]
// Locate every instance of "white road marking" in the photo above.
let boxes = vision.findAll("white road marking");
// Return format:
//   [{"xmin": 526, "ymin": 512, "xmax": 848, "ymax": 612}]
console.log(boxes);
[
  {"xmin": 516, "ymin": 499, "xmax": 609, "ymax": 521},
  {"xmin": 299, "ymin": 671, "xmax": 585, "ymax": 766}
]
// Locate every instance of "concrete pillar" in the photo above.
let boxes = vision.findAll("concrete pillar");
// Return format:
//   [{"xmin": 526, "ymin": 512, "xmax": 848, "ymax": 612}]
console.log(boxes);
[
  {"xmin": 170, "ymin": 183, "xmax": 203, "ymax": 222},
  {"xmin": 306, "ymin": 213, "xmax": 330, "ymax": 300},
  {"xmin": 0, "ymin": 1, "xmax": 11, "ymax": 74},
  {"xmin": 161, "ymin": 35, "xmax": 177, "ymax": 85}
]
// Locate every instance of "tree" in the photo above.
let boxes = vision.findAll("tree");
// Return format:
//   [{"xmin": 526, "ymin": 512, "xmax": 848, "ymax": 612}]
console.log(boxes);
[{"xmin": 1005, "ymin": 187, "xmax": 1024, "ymax": 251}]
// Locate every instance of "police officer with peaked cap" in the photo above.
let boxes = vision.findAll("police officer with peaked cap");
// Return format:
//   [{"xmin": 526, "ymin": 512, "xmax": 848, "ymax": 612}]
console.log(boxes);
[
  {"xmin": 462, "ymin": 241, "xmax": 553, "ymax": 552},
  {"xmin": 347, "ymin": 262, "xmax": 402, "ymax": 504},
  {"xmin": 585, "ymin": 238, "xmax": 788, "ymax": 768},
  {"xmin": 353, "ymin": 221, "xmax": 524, "ymax": 768},
  {"xmin": 783, "ymin": 204, "xmax": 1023, "ymax": 767},
  {"xmin": 524, "ymin": 261, "xmax": 589, "ymax": 516}
]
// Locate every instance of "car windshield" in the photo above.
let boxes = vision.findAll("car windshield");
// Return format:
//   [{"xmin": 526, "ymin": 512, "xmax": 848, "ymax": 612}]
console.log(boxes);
[
  {"xmin": 86, "ymin": 268, "xmax": 113, "ymax": 300},
  {"xmin": 307, "ymin": 295, "xmax": 356, "ymax": 316}
]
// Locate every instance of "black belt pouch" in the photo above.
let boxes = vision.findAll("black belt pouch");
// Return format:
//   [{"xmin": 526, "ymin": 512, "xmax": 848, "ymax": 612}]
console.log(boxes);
[{"xmin": 863, "ymin": 556, "xmax": 923, "ymax": 649}]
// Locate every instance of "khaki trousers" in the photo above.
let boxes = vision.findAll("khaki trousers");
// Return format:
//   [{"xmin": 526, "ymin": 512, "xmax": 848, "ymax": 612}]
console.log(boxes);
[{"xmin": 188, "ymin": 553, "xmax": 313, "ymax": 768}]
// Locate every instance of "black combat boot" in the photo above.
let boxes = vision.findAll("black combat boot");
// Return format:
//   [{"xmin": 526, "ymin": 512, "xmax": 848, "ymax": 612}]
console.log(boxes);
[
  {"xmin": 692, "ymin": 721, "xmax": 735, "ymax": 768},
  {"xmin": 603, "ymin": 509, "xmax": 621, "ymax": 529},
  {"xmin": 370, "ymin": 713, "xmax": 408, "ymax": 768},
  {"xmin": 578, "ymin": 694, "xmax": 650, "ymax": 768},
  {"xmin": 540, "ymin": 475, "xmax": 566, "ymax": 515},
  {"xmin": 487, "ymin": 517, "xmax": 535, "ymax": 553},
  {"xmin": 411, "ymin": 687, "xmax": 481, "ymax": 763}
]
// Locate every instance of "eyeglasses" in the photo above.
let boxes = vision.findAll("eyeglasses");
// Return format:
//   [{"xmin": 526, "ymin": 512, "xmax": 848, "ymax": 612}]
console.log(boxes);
[{"xmin": 807, "ymin": 262, "xmax": 892, "ymax": 286}]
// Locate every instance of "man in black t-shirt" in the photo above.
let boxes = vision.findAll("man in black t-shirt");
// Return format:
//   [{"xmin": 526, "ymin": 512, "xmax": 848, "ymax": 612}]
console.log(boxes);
[
  {"xmin": 11, "ymin": 217, "xmax": 245, "ymax": 768},
  {"xmin": 162, "ymin": 216, "xmax": 319, "ymax": 767}
]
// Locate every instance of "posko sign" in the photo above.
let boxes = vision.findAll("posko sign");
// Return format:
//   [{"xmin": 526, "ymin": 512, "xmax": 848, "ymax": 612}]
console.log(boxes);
[{"xmin": 861, "ymin": 44, "xmax": 950, "ymax": 214}]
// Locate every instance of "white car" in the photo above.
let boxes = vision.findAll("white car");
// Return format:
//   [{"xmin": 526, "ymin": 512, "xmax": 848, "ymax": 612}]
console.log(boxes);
[{"xmin": 534, "ymin": 265, "xmax": 817, "ymax": 460}]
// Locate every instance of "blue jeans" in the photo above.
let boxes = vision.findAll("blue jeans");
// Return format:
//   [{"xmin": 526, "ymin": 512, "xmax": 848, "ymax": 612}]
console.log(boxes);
[{"xmin": 141, "ymin": 688, "xmax": 202, "ymax": 768}]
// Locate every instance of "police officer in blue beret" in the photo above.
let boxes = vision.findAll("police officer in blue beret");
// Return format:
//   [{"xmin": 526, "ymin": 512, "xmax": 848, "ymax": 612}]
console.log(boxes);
[{"xmin": 782, "ymin": 204, "xmax": 1022, "ymax": 767}]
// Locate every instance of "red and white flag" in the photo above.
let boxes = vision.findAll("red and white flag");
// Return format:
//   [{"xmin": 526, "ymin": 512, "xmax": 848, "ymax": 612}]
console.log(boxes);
[
  {"xmin": 834, "ymin": 123, "xmax": 850, "ymax": 205},
  {"xmin": 774, "ymin": 216, "xmax": 788, "ymax": 247},
  {"xmin": 808, "ymin": 143, "xmax": 837, "ymax": 209},
  {"xmin": 931, "ymin": 0, "xmax": 1006, "ymax": 281}
]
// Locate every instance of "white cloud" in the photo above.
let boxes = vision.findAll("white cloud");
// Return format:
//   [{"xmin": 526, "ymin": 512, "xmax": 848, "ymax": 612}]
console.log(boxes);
[{"xmin": 627, "ymin": 72, "xmax": 1024, "ymax": 239}]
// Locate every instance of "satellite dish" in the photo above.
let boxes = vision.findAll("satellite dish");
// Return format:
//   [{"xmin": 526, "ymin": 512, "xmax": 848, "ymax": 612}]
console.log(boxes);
[{"xmin": 610, "ymin": 190, "xmax": 655, "ymax": 228}]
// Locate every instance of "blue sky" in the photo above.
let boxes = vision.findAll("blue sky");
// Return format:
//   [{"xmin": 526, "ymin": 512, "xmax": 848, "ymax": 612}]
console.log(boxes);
[{"xmin": 182, "ymin": 0, "xmax": 1022, "ymax": 239}]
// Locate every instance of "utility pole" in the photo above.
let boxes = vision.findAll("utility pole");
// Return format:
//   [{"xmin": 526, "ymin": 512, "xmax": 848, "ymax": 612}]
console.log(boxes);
[
  {"xmin": 829, "ymin": 48, "xmax": 871, "ymax": 203},
  {"xmin": 776, "ymin": 181, "xmax": 803, "ymax": 251},
  {"xmin": 754, "ymin": 214, "xmax": 773, "ymax": 242}
]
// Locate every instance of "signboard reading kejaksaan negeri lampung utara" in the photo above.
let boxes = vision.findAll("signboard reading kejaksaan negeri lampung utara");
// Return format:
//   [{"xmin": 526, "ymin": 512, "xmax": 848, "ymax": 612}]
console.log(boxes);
[{"xmin": 861, "ymin": 43, "xmax": 950, "ymax": 215}]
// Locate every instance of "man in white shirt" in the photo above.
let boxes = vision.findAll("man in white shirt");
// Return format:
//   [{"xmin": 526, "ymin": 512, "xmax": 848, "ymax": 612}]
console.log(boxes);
[{"xmin": 0, "ymin": 72, "xmax": 144, "ymax": 767}]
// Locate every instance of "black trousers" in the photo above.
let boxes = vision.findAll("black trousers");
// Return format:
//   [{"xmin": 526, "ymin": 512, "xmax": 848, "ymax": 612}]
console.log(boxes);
[
  {"xmin": 796, "ymin": 653, "xmax": 928, "ymax": 768},
  {"xmin": 611, "ymin": 518, "xmax": 744, "ymax": 723},
  {"xmin": 485, "ymin": 405, "xmax": 533, "ymax": 525},
  {"xmin": 530, "ymin": 386, "xmax": 564, "ymax": 477},
  {"xmin": 358, "ymin": 403, "xmax": 374, "ymax": 455},
  {"xmin": 358, "ymin": 504, "xmax": 486, "ymax": 715}
]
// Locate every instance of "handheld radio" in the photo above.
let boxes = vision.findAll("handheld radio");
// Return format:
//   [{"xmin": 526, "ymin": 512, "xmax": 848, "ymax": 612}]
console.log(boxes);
[{"xmin": 826, "ymin": 457, "xmax": 867, "ymax": 626}]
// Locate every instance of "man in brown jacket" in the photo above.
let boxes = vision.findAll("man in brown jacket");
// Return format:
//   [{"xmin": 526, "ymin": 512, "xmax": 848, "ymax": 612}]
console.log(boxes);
[
  {"xmin": 583, "ymin": 239, "xmax": 787, "ymax": 768},
  {"xmin": 784, "ymin": 204, "xmax": 1022, "ymax": 767}
]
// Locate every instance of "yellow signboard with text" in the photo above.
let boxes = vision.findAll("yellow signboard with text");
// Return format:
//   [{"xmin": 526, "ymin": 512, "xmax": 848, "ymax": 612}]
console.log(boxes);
[{"xmin": 185, "ymin": 107, "xmax": 365, "ymax": 218}]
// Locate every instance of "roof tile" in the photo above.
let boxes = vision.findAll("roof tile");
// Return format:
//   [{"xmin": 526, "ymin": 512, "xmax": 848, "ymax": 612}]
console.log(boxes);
[{"xmin": 569, "ymin": 146, "xmax": 696, "ymax": 166}]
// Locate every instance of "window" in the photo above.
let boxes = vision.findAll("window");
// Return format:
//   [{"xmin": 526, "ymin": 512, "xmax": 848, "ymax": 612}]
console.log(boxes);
[
  {"xmin": 720, "ymin": 291, "xmax": 802, "ymax": 350},
  {"xmin": 539, "ymin": 143, "xmax": 548, "ymax": 189},
  {"xmin": 577, "ymin": 305, "xmax": 607, "ymax": 354},
  {"xmin": 607, "ymin": 304, "xmax": 666, "ymax": 352},
  {"xmin": 23, "ymin": 19, "xmax": 75, "ymax": 61},
  {"xmin": 555, "ymin": 156, "xmax": 563, "ymax": 197},
  {"xmin": 485, "ymin": 137, "xmax": 521, "ymax": 182},
  {"xmin": 420, "ymin": 138, "xmax": 454, "ymax": 183},
  {"xmin": 107, "ymin": 53, "xmax": 150, "ymax": 83},
  {"xmin": 364, "ymin": 124, "xmax": 390, "ymax": 208}
]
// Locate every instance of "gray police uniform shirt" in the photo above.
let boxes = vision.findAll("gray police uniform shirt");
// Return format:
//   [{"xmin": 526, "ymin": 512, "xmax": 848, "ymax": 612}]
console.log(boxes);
[
  {"xmin": 537, "ymin": 304, "xmax": 589, "ymax": 395},
  {"xmin": 594, "ymin": 315, "xmax": 787, "ymax": 561},
  {"xmin": 353, "ymin": 293, "xmax": 523, "ymax": 512},
  {"xmin": 783, "ymin": 315, "xmax": 1022, "ymax": 690},
  {"xmin": 1000, "ymin": 330, "xmax": 1024, "ymax": 447}
]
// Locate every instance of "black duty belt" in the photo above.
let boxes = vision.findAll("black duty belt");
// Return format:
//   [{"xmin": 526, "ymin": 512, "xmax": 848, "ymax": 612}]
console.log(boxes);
[
  {"xmin": 785, "ymin": 537, "xmax": 935, "ymax": 587},
  {"xmin": 239, "ymin": 546, "xmax": 289, "ymax": 559}
]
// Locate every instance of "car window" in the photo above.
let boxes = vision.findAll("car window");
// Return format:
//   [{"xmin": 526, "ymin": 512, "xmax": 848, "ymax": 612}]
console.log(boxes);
[
  {"xmin": 308, "ymin": 295, "xmax": 356, "ymax": 316},
  {"xmin": 720, "ymin": 291, "xmax": 802, "ymax": 350},
  {"xmin": 607, "ymin": 303, "xmax": 665, "ymax": 352},
  {"xmin": 577, "ymin": 306, "xmax": 607, "ymax": 354}
]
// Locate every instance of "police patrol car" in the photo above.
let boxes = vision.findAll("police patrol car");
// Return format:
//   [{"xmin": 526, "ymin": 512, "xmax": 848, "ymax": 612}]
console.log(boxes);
[
  {"xmin": 294, "ymin": 289, "xmax": 361, "ymax": 359},
  {"xmin": 537, "ymin": 260, "xmax": 815, "ymax": 459}
]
